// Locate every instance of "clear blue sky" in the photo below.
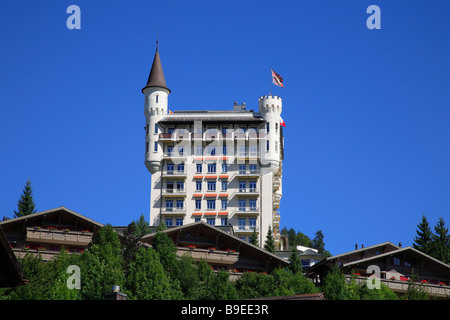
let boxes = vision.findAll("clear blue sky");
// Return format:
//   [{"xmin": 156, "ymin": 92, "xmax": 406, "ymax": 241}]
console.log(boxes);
[{"xmin": 1, "ymin": 0, "xmax": 449, "ymax": 255}]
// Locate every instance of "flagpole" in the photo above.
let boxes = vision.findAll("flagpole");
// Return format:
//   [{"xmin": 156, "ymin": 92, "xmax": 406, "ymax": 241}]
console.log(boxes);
[{"xmin": 269, "ymin": 68, "xmax": 272, "ymax": 96}]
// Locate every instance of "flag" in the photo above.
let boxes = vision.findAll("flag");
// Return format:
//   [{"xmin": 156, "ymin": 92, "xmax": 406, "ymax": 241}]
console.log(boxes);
[
  {"xmin": 169, "ymin": 110, "xmax": 174, "ymax": 114},
  {"xmin": 280, "ymin": 117, "xmax": 286, "ymax": 127},
  {"xmin": 272, "ymin": 69, "xmax": 284, "ymax": 87}
]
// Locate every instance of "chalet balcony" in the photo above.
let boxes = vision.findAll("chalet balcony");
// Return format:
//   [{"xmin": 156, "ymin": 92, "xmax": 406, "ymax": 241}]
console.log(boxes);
[
  {"xmin": 176, "ymin": 247, "xmax": 239, "ymax": 265},
  {"xmin": 25, "ymin": 227, "xmax": 93, "ymax": 246}
]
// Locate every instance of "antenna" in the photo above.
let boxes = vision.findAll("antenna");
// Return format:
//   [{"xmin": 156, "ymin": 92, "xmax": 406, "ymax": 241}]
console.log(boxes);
[{"xmin": 156, "ymin": 25, "xmax": 159, "ymax": 49}]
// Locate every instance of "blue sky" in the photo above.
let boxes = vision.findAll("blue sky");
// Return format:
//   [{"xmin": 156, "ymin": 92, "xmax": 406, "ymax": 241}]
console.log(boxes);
[{"xmin": 1, "ymin": 0, "xmax": 449, "ymax": 255}]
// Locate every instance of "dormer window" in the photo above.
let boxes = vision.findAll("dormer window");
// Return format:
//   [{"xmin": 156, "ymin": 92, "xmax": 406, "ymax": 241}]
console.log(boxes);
[{"xmin": 156, "ymin": 94, "xmax": 159, "ymax": 103}]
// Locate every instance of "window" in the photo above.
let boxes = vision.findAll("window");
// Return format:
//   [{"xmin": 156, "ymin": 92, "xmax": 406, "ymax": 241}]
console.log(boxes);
[
  {"xmin": 196, "ymin": 163, "xmax": 202, "ymax": 173},
  {"xmin": 249, "ymin": 144, "xmax": 257, "ymax": 155},
  {"xmin": 249, "ymin": 164, "xmax": 257, "ymax": 173},
  {"xmin": 206, "ymin": 218, "xmax": 215, "ymax": 226},
  {"xmin": 249, "ymin": 199, "xmax": 257, "ymax": 210},
  {"xmin": 165, "ymin": 200, "xmax": 173, "ymax": 211},
  {"xmin": 266, "ymin": 141, "xmax": 270, "ymax": 151},
  {"xmin": 207, "ymin": 200, "xmax": 216, "ymax": 210},
  {"xmin": 266, "ymin": 123, "xmax": 270, "ymax": 133},
  {"xmin": 249, "ymin": 218, "xmax": 256, "ymax": 230},
  {"xmin": 146, "ymin": 142, "xmax": 149, "ymax": 153},
  {"xmin": 176, "ymin": 219, "xmax": 183, "ymax": 226},
  {"xmin": 207, "ymin": 181, "xmax": 216, "ymax": 191},
  {"xmin": 195, "ymin": 218, "xmax": 201, "ymax": 222},
  {"xmin": 239, "ymin": 145, "xmax": 246, "ymax": 156},
  {"xmin": 176, "ymin": 200, "xmax": 184, "ymax": 209},
  {"xmin": 177, "ymin": 163, "xmax": 185, "ymax": 173},
  {"xmin": 167, "ymin": 146, "xmax": 174, "ymax": 155},
  {"xmin": 196, "ymin": 181, "xmax": 202, "ymax": 191},
  {"xmin": 156, "ymin": 95, "xmax": 159, "ymax": 103},
  {"xmin": 178, "ymin": 146, "xmax": 184, "ymax": 156},
  {"xmin": 275, "ymin": 123, "xmax": 278, "ymax": 131},
  {"xmin": 166, "ymin": 181, "xmax": 174, "ymax": 190},
  {"xmin": 168, "ymin": 128, "xmax": 175, "ymax": 134},
  {"xmin": 222, "ymin": 127, "xmax": 228, "ymax": 134},
  {"xmin": 209, "ymin": 146, "xmax": 216, "ymax": 155},
  {"xmin": 238, "ymin": 218, "xmax": 246, "ymax": 230},
  {"xmin": 393, "ymin": 257, "xmax": 401, "ymax": 266},
  {"xmin": 221, "ymin": 180, "xmax": 228, "ymax": 191},
  {"xmin": 222, "ymin": 163, "xmax": 228, "ymax": 173},
  {"xmin": 154, "ymin": 142, "xmax": 158, "ymax": 152},
  {"xmin": 165, "ymin": 218, "xmax": 172, "ymax": 226},
  {"xmin": 195, "ymin": 199, "xmax": 201, "ymax": 210},
  {"xmin": 221, "ymin": 217, "xmax": 228, "ymax": 226},
  {"xmin": 239, "ymin": 181, "xmax": 246, "ymax": 191},
  {"xmin": 221, "ymin": 199, "xmax": 227, "ymax": 210},
  {"xmin": 176, "ymin": 182, "xmax": 184, "ymax": 191},
  {"xmin": 154, "ymin": 124, "xmax": 158, "ymax": 134},
  {"xmin": 208, "ymin": 163, "xmax": 216, "ymax": 173},
  {"xmin": 249, "ymin": 181, "xmax": 257, "ymax": 192},
  {"xmin": 167, "ymin": 163, "xmax": 174, "ymax": 174},
  {"xmin": 222, "ymin": 144, "xmax": 227, "ymax": 155},
  {"xmin": 239, "ymin": 164, "xmax": 246, "ymax": 174},
  {"xmin": 239, "ymin": 200, "xmax": 246, "ymax": 211}
]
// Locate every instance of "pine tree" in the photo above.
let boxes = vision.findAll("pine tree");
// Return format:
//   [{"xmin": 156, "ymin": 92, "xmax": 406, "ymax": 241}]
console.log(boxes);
[
  {"xmin": 431, "ymin": 217, "xmax": 450, "ymax": 264},
  {"xmin": 250, "ymin": 229, "xmax": 259, "ymax": 246},
  {"xmin": 413, "ymin": 215, "xmax": 433, "ymax": 255},
  {"xmin": 288, "ymin": 247, "xmax": 302, "ymax": 274},
  {"xmin": 14, "ymin": 179, "xmax": 37, "ymax": 218},
  {"xmin": 264, "ymin": 226, "xmax": 275, "ymax": 253}
]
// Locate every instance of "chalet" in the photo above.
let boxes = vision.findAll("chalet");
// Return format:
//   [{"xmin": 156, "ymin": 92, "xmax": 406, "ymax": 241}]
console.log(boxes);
[
  {"xmin": 306, "ymin": 242, "xmax": 450, "ymax": 298},
  {"xmin": 0, "ymin": 207, "xmax": 104, "ymax": 262},
  {"xmin": 141, "ymin": 221, "xmax": 289, "ymax": 278}
]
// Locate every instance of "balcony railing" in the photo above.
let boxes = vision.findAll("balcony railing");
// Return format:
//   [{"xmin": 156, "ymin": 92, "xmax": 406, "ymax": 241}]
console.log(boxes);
[
  {"xmin": 25, "ymin": 227, "xmax": 93, "ymax": 246},
  {"xmin": 176, "ymin": 247, "xmax": 239, "ymax": 265},
  {"xmin": 162, "ymin": 188, "xmax": 186, "ymax": 196},
  {"xmin": 163, "ymin": 152, "xmax": 188, "ymax": 158},
  {"xmin": 162, "ymin": 170, "xmax": 187, "ymax": 176},
  {"xmin": 237, "ymin": 188, "xmax": 259, "ymax": 194},
  {"xmin": 161, "ymin": 207, "xmax": 186, "ymax": 214},
  {"xmin": 234, "ymin": 225, "xmax": 259, "ymax": 233},
  {"xmin": 235, "ymin": 207, "xmax": 259, "ymax": 213},
  {"xmin": 236, "ymin": 170, "xmax": 260, "ymax": 176}
]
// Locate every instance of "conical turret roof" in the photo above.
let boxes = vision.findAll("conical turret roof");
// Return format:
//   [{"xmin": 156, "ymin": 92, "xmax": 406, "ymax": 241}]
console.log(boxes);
[{"xmin": 142, "ymin": 45, "xmax": 170, "ymax": 93}]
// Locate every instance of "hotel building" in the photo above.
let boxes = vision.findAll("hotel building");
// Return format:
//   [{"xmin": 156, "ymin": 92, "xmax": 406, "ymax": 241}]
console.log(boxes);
[{"xmin": 142, "ymin": 45, "xmax": 284, "ymax": 248}]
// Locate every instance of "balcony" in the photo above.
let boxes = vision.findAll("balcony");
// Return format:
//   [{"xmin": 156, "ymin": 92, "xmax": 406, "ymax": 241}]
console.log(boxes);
[
  {"xmin": 236, "ymin": 187, "xmax": 259, "ymax": 195},
  {"xmin": 236, "ymin": 170, "xmax": 260, "ymax": 177},
  {"xmin": 234, "ymin": 225, "xmax": 259, "ymax": 233},
  {"xmin": 162, "ymin": 152, "xmax": 188, "ymax": 159},
  {"xmin": 161, "ymin": 207, "xmax": 186, "ymax": 215},
  {"xmin": 162, "ymin": 188, "xmax": 186, "ymax": 196},
  {"xmin": 25, "ymin": 227, "xmax": 93, "ymax": 246},
  {"xmin": 162, "ymin": 169, "xmax": 187, "ymax": 177},
  {"xmin": 235, "ymin": 207, "xmax": 259, "ymax": 214},
  {"xmin": 176, "ymin": 247, "xmax": 239, "ymax": 265},
  {"xmin": 159, "ymin": 133, "xmax": 174, "ymax": 141}
]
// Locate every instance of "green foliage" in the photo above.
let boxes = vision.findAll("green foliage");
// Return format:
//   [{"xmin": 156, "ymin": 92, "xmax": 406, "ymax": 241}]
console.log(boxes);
[
  {"xmin": 14, "ymin": 179, "xmax": 37, "ymax": 218},
  {"xmin": 249, "ymin": 229, "xmax": 259, "ymax": 246},
  {"xmin": 413, "ymin": 214, "xmax": 433, "ymax": 255},
  {"xmin": 288, "ymin": 247, "xmax": 302, "ymax": 275},
  {"xmin": 413, "ymin": 215, "xmax": 450, "ymax": 264}
]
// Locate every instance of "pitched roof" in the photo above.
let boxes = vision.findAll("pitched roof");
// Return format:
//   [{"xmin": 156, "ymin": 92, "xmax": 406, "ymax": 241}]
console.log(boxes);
[
  {"xmin": 0, "ymin": 206, "xmax": 104, "ymax": 230},
  {"xmin": 142, "ymin": 221, "xmax": 289, "ymax": 268},
  {"xmin": 142, "ymin": 46, "xmax": 170, "ymax": 93}
]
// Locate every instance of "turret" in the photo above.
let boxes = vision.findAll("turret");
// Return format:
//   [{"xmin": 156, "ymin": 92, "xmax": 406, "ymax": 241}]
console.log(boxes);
[
  {"xmin": 143, "ymin": 44, "xmax": 170, "ymax": 173},
  {"xmin": 258, "ymin": 95, "xmax": 282, "ymax": 174}
]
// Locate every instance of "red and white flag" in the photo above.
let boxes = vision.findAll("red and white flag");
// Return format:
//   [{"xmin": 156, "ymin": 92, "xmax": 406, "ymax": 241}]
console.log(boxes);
[
  {"xmin": 280, "ymin": 117, "xmax": 286, "ymax": 127},
  {"xmin": 272, "ymin": 69, "xmax": 284, "ymax": 87}
]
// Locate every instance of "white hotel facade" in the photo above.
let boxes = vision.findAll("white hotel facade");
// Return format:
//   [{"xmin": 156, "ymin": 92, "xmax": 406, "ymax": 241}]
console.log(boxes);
[{"xmin": 142, "ymin": 46, "xmax": 284, "ymax": 248}]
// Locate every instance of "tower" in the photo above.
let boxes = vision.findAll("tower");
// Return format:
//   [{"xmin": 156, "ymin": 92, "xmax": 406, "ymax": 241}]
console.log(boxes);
[
  {"xmin": 143, "ymin": 44, "xmax": 170, "ymax": 173},
  {"xmin": 258, "ymin": 95, "xmax": 283, "ymax": 246}
]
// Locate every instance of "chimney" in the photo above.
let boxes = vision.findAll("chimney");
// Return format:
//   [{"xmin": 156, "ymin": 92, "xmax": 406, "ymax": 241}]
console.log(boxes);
[
  {"xmin": 355, "ymin": 244, "xmax": 358, "ymax": 250},
  {"xmin": 104, "ymin": 285, "xmax": 127, "ymax": 300},
  {"xmin": 399, "ymin": 242, "xmax": 402, "ymax": 248}
]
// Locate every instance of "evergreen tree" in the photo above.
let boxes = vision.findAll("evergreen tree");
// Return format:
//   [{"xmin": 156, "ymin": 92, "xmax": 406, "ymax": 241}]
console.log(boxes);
[
  {"xmin": 14, "ymin": 179, "xmax": 37, "ymax": 218},
  {"xmin": 121, "ymin": 221, "xmax": 143, "ymax": 276},
  {"xmin": 287, "ymin": 228, "xmax": 297, "ymax": 248},
  {"xmin": 264, "ymin": 226, "xmax": 275, "ymax": 253},
  {"xmin": 288, "ymin": 247, "xmax": 302, "ymax": 274},
  {"xmin": 296, "ymin": 231, "xmax": 313, "ymax": 248},
  {"xmin": 135, "ymin": 213, "xmax": 151, "ymax": 237},
  {"xmin": 413, "ymin": 214, "xmax": 433, "ymax": 255},
  {"xmin": 431, "ymin": 217, "xmax": 450, "ymax": 264},
  {"xmin": 250, "ymin": 229, "xmax": 259, "ymax": 246}
]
